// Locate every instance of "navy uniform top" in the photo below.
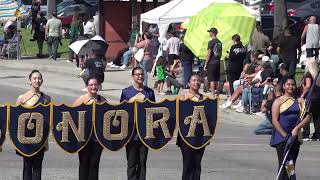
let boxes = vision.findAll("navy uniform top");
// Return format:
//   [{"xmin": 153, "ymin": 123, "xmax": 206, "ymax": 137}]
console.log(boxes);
[
  {"xmin": 120, "ymin": 86, "xmax": 155, "ymax": 141},
  {"xmin": 270, "ymin": 97, "xmax": 305, "ymax": 147}
]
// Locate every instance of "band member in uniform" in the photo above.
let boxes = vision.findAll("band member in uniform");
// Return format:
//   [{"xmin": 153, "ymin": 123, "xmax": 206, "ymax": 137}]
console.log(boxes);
[
  {"xmin": 270, "ymin": 77, "xmax": 311, "ymax": 180},
  {"xmin": 178, "ymin": 74, "xmax": 206, "ymax": 180},
  {"xmin": 120, "ymin": 67, "xmax": 155, "ymax": 180},
  {"xmin": 73, "ymin": 76, "xmax": 106, "ymax": 180},
  {"xmin": 16, "ymin": 70, "xmax": 51, "ymax": 180}
]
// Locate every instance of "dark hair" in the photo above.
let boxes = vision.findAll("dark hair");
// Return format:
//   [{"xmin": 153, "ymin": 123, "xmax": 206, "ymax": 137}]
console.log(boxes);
[
  {"xmin": 232, "ymin": 34, "xmax": 241, "ymax": 42},
  {"xmin": 283, "ymin": 76, "xmax": 296, "ymax": 86},
  {"xmin": 143, "ymin": 31, "xmax": 152, "ymax": 40},
  {"xmin": 189, "ymin": 73, "xmax": 200, "ymax": 82},
  {"xmin": 52, "ymin": 11, "xmax": 57, "ymax": 17},
  {"xmin": 131, "ymin": 67, "xmax": 144, "ymax": 75},
  {"xmin": 156, "ymin": 56, "xmax": 165, "ymax": 66},
  {"xmin": 85, "ymin": 76, "xmax": 100, "ymax": 86},
  {"xmin": 29, "ymin": 70, "xmax": 42, "ymax": 80}
]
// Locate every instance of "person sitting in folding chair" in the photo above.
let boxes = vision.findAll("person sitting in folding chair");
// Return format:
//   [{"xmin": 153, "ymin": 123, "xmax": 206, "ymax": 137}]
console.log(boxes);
[{"xmin": 1, "ymin": 24, "xmax": 16, "ymax": 58}]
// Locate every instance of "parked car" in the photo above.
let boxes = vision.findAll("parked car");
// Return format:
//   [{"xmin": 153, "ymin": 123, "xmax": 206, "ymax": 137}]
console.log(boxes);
[
  {"xmin": 260, "ymin": 0, "xmax": 320, "ymax": 22},
  {"xmin": 260, "ymin": 14, "xmax": 305, "ymax": 39}
]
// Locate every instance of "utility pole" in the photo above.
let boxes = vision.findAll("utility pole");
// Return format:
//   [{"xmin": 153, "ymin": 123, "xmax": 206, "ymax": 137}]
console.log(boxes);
[
  {"xmin": 16, "ymin": 0, "xmax": 21, "ymax": 60},
  {"xmin": 47, "ymin": 0, "xmax": 56, "ymax": 19}
]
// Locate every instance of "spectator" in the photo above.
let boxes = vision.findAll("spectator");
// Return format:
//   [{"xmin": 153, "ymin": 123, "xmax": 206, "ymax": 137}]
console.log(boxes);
[
  {"xmin": 204, "ymin": 27, "xmax": 222, "ymax": 97},
  {"xmin": 156, "ymin": 56, "xmax": 166, "ymax": 95},
  {"xmin": 220, "ymin": 52, "xmax": 262, "ymax": 109},
  {"xmin": 277, "ymin": 63, "xmax": 289, "ymax": 88},
  {"xmin": 1, "ymin": 25, "xmax": 16, "ymax": 58},
  {"xmin": 179, "ymin": 35, "xmax": 195, "ymax": 88},
  {"xmin": 254, "ymin": 85, "xmax": 282, "ymax": 135},
  {"xmin": 31, "ymin": 0, "xmax": 41, "ymax": 30},
  {"xmin": 83, "ymin": 16, "xmax": 96, "ymax": 39},
  {"xmin": 45, "ymin": 11, "xmax": 62, "ymax": 61},
  {"xmin": 277, "ymin": 28, "xmax": 301, "ymax": 77},
  {"xmin": 301, "ymin": 16, "xmax": 320, "ymax": 59},
  {"xmin": 267, "ymin": 36, "xmax": 280, "ymax": 76},
  {"xmin": 68, "ymin": 15, "xmax": 83, "ymax": 64},
  {"xmin": 134, "ymin": 31, "xmax": 153, "ymax": 86},
  {"xmin": 166, "ymin": 32, "xmax": 180, "ymax": 67},
  {"xmin": 119, "ymin": 28, "xmax": 139, "ymax": 69},
  {"xmin": 227, "ymin": 34, "xmax": 246, "ymax": 95},
  {"xmin": 251, "ymin": 22, "xmax": 270, "ymax": 54},
  {"xmin": 165, "ymin": 59, "xmax": 184, "ymax": 95},
  {"xmin": 34, "ymin": 12, "xmax": 47, "ymax": 58},
  {"xmin": 81, "ymin": 50, "xmax": 105, "ymax": 90}
]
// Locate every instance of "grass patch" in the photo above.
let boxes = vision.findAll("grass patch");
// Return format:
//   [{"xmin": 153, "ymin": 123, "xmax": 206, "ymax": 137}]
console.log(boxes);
[{"xmin": 19, "ymin": 28, "xmax": 70, "ymax": 58}]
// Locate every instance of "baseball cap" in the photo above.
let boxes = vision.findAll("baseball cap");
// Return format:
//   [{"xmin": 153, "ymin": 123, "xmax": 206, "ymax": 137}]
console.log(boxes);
[
  {"xmin": 278, "ymin": 63, "xmax": 288, "ymax": 70},
  {"xmin": 207, "ymin": 27, "xmax": 218, "ymax": 34}
]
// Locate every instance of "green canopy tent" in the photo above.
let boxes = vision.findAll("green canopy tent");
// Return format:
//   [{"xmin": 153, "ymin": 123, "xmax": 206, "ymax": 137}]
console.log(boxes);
[{"xmin": 184, "ymin": 2, "xmax": 256, "ymax": 60}]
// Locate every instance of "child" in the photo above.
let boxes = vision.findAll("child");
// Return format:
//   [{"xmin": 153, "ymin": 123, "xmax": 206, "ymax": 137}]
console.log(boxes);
[{"xmin": 156, "ymin": 56, "xmax": 166, "ymax": 95}]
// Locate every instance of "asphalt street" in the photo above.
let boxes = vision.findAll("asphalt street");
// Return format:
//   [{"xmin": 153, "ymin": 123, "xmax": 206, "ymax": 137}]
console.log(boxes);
[{"xmin": 0, "ymin": 60, "xmax": 318, "ymax": 179}]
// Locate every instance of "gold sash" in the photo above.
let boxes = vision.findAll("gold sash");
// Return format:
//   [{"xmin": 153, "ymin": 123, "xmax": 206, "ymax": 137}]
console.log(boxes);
[
  {"xmin": 129, "ymin": 92, "xmax": 145, "ymax": 103},
  {"xmin": 279, "ymin": 97, "xmax": 295, "ymax": 114},
  {"xmin": 23, "ymin": 94, "xmax": 41, "ymax": 107},
  {"xmin": 86, "ymin": 97, "xmax": 97, "ymax": 105}
]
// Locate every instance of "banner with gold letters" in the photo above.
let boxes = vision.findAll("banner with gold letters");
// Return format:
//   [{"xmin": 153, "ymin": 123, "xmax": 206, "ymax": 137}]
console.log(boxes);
[
  {"xmin": 0, "ymin": 106, "xmax": 7, "ymax": 148},
  {"xmin": 94, "ymin": 101, "xmax": 135, "ymax": 151},
  {"xmin": 136, "ymin": 99, "xmax": 177, "ymax": 150},
  {"xmin": 52, "ymin": 104, "xmax": 93, "ymax": 153},
  {"xmin": 178, "ymin": 98, "xmax": 218, "ymax": 149},
  {"xmin": 9, "ymin": 104, "xmax": 50, "ymax": 157}
]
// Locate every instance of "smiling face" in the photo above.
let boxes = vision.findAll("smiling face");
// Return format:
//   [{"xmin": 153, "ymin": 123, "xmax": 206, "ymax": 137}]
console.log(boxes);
[
  {"xmin": 189, "ymin": 75, "xmax": 201, "ymax": 92},
  {"xmin": 87, "ymin": 78, "xmax": 99, "ymax": 95},
  {"xmin": 283, "ymin": 78, "xmax": 296, "ymax": 95},
  {"xmin": 132, "ymin": 68, "xmax": 145, "ymax": 86},
  {"xmin": 30, "ymin": 72, "xmax": 43, "ymax": 89}
]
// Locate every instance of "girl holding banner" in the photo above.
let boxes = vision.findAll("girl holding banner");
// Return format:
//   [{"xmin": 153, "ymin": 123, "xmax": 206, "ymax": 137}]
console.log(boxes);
[
  {"xmin": 73, "ymin": 76, "xmax": 106, "ymax": 180},
  {"xmin": 177, "ymin": 74, "xmax": 206, "ymax": 180},
  {"xmin": 16, "ymin": 70, "xmax": 51, "ymax": 180},
  {"xmin": 120, "ymin": 67, "xmax": 155, "ymax": 180},
  {"xmin": 270, "ymin": 77, "xmax": 311, "ymax": 180}
]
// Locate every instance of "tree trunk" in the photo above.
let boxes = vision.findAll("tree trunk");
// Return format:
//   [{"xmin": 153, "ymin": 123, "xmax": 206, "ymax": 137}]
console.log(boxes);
[{"xmin": 273, "ymin": 0, "xmax": 288, "ymax": 39}]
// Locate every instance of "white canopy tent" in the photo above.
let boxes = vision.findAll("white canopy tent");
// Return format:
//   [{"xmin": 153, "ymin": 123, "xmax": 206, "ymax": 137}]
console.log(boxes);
[{"xmin": 140, "ymin": 0, "xmax": 260, "ymax": 43}]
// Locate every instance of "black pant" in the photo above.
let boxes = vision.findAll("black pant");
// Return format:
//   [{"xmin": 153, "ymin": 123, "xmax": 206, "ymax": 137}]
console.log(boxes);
[
  {"xmin": 180, "ymin": 141, "xmax": 205, "ymax": 180},
  {"xmin": 306, "ymin": 48, "xmax": 319, "ymax": 59},
  {"xmin": 283, "ymin": 60, "xmax": 297, "ymax": 78},
  {"xmin": 78, "ymin": 141, "xmax": 103, "ymax": 180},
  {"xmin": 23, "ymin": 149, "xmax": 44, "ymax": 180},
  {"xmin": 275, "ymin": 141, "xmax": 300, "ymax": 180},
  {"xmin": 227, "ymin": 71, "xmax": 241, "ymax": 95},
  {"xmin": 125, "ymin": 140, "xmax": 148, "ymax": 180},
  {"xmin": 182, "ymin": 60, "xmax": 193, "ymax": 87}
]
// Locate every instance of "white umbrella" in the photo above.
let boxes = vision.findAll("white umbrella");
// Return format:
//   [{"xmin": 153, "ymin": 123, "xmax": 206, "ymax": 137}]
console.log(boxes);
[{"xmin": 69, "ymin": 35, "xmax": 108, "ymax": 56}]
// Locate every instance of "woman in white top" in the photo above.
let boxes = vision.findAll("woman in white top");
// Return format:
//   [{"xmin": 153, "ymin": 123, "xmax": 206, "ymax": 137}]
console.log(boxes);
[{"xmin": 83, "ymin": 16, "xmax": 96, "ymax": 39}]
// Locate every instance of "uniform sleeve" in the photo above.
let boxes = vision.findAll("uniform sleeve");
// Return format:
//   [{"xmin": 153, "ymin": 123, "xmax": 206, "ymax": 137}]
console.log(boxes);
[
  {"xmin": 120, "ymin": 90, "xmax": 126, "ymax": 102},
  {"xmin": 149, "ymin": 90, "xmax": 156, "ymax": 102}
]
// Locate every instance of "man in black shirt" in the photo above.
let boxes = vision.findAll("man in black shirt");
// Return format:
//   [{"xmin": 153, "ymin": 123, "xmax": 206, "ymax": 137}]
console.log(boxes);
[
  {"xmin": 83, "ymin": 52, "xmax": 105, "ymax": 88},
  {"xmin": 277, "ymin": 28, "xmax": 301, "ymax": 77},
  {"xmin": 204, "ymin": 27, "xmax": 222, "ymax": 97},
  {"xmin": 179, "ymin": 35, "xmax": 195, "ymax": 88},
  {"xmin": 227, "ymin": 34, "xmax": 246, "ymax": 94}
]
